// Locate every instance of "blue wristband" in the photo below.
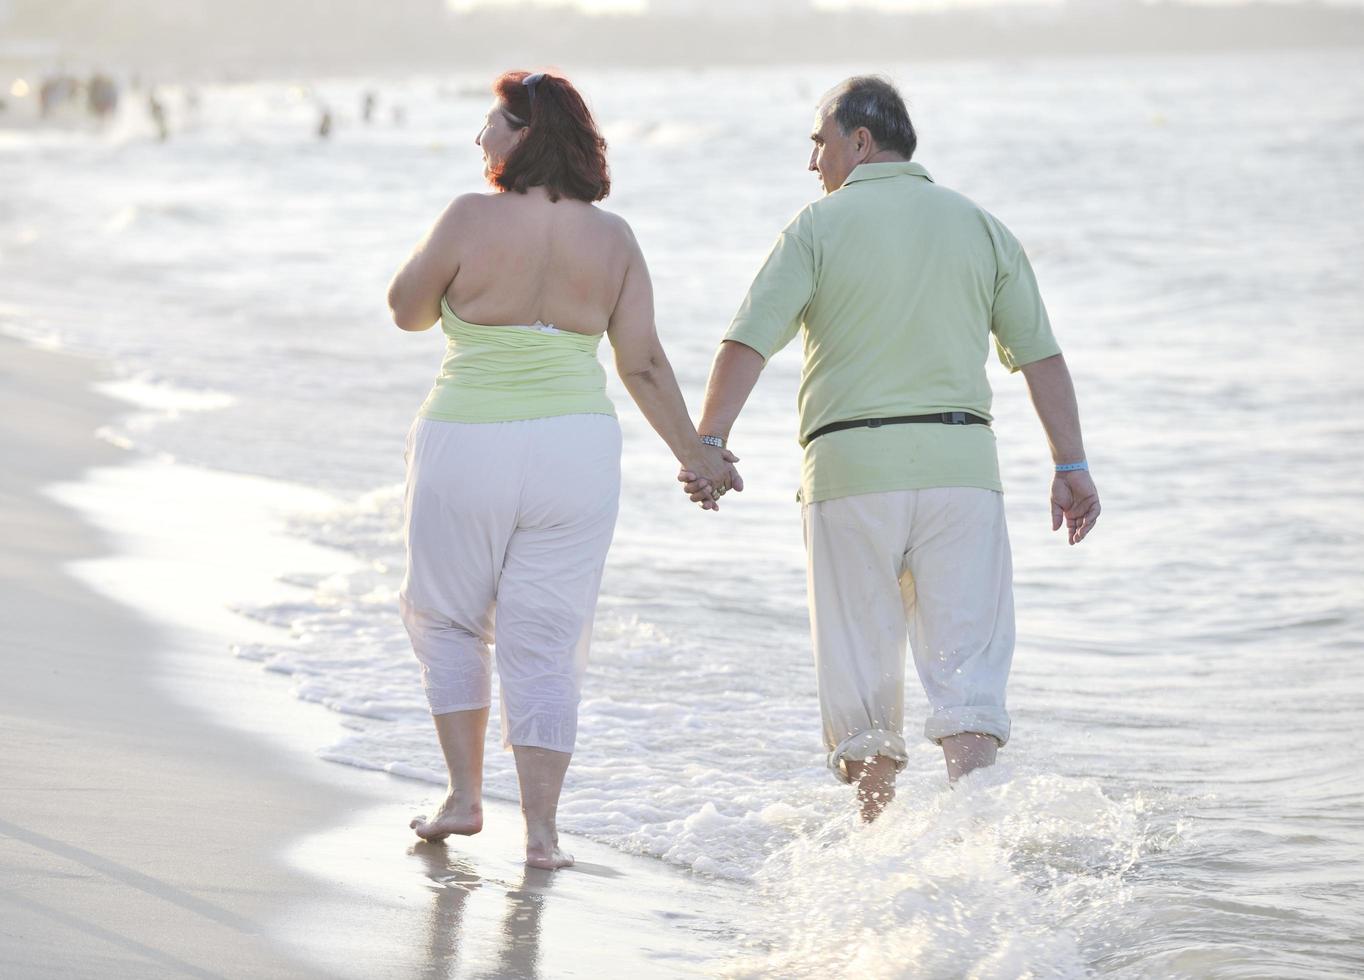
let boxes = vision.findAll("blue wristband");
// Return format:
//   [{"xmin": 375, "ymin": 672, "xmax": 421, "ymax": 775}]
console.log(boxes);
[{"xmin": 1055, "ymin": 461, "xmax": 1088, "ymax": 473}]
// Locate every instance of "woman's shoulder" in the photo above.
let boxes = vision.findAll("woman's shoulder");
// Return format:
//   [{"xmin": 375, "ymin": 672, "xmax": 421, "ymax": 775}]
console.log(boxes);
[
  {"xmin": 432, "ymin": 192, "xmax": 497, "ymax": 231},
  {"xmin": 583, "ymin": 205, "xmax": 639, "ymax": 250},
  {"xmin": 448, "ymin": 191, "xmax": 501, "ymax": 215}
]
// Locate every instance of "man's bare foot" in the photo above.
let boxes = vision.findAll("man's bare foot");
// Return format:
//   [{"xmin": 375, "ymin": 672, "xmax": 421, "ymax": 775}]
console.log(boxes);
[
  {"xmin": 410, "ymin": 793, "xmax": 483, "ymax": 842},
  {"xmin": 942, "ymin": 732, "xmax": 998, "ymax": 783},
  {"xmin": 847, "ymin": 755, "xmax": 897, "ymax": 824},
  {"xmin": 858, "ymin": 785, "xmax": 895, "ymax": 823},
  {"xmin": 525, "ymin": 840, "xmax": 574, "ymax": 870}
]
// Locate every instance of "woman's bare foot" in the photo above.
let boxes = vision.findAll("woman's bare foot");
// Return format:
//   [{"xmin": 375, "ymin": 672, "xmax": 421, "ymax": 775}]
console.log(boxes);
[
  {"xmin": 410, "ymin": 792, "xmax": 483, "ymax": 842},
  {"xmin": 512, "ymin": 745, "xmax": 575, "ymax": 868},
  {"xmin": 525, "ymin": 836, "xmax": 574, "ymax": 870}
]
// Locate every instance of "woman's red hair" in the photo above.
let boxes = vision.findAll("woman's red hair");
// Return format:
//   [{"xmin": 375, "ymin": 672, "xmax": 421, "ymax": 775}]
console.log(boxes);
[{"xmin": 490, "ymin": 70, "xmax": 610, "ymax": 203}]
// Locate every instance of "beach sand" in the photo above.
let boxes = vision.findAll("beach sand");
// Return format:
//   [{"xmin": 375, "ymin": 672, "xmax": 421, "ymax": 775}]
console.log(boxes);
[{"xmin": 0, "ymin": 337, "xmax": 744, "ymax": 978}]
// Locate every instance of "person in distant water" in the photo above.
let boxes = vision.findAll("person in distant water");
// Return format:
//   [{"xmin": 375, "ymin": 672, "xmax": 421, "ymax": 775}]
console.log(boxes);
[
  {"xmin": 87, "ymin": 72, "xmax": 118, "ymax": 120},
  {"xmin": 683, "ymin": 76, "xmax": 1101, "ymax": 821},
  {"xmin": 317, "ymin": 107, "xmax": 333, "ymax": 140},
  {"xmin": 147, "ymin": 89, "xmax": 168, "ymax": 141},
  {"xmin": 388, "ymin": 70, "xmax": 737, "ymax": 868},
  {"xmin": 362, "ymin": 90, "xmax": 377, "ymax": 124},
  {"xmin": 39, "ymin": 74, "xmax": 78, "ymax": 118}
]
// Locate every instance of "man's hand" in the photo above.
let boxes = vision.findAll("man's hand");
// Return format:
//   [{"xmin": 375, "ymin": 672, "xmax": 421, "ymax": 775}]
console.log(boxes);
[
  {"xmin": 679, "ymin": 341, "xmax": 764, "ymax": 510},
  {"xmin": 678, "ymin": 449, "xmax": 743, "ymax": 511},
  {"xmin": 1051, "ymin": 469, "xmax": 1100, "ymax": 545}
]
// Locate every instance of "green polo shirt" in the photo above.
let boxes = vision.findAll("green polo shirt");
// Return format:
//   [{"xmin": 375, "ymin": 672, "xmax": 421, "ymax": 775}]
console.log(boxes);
[{"xmin": 724, "ymin": 161, "xmax": 1061, "ymax": 504}]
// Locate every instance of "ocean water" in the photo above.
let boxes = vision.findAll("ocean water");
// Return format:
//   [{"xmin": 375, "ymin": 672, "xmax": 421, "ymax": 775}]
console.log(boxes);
[{"xmin": 4, "ymin": 50, "xmax": 1363, "ymax": 976}]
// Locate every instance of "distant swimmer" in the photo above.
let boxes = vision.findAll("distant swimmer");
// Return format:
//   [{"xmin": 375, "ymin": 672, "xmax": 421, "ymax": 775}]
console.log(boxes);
[
  {"xmin": 317, "ymin": 108, "xmax": 333, "ymax": 139},
  {"xmin": 683, "ymin": 76, "xmax": 1101, "ymax": 822},
  {"xmin": 147, "ymin": 89, "xmax": 168, "ymax": 141},
  {"xmin": 88, "ymin": 73, "xmax": 119, "ymax": 120},
  {"xmin": 362, "ymin": 90, "xmax": 377, "ymax": 124},
  {"xmin": 39, "ymin": 75, "xmax": 78, "ymax": 118}
]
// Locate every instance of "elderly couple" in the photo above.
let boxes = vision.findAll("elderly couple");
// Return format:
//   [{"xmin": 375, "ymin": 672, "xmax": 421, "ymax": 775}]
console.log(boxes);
[{"xmin": 387, "ymin": 71, "xmax": 1100, "ymax": 869}]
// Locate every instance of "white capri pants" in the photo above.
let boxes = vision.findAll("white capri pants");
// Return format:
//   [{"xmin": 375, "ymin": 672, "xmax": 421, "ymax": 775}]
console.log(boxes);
[
  {"xmin": 399, "ymin": 414, "xmax": 621, "ymax": 754},
  {"xmin": 802, "ymin": 487, "xmax": 1015, "ymax": 783}
]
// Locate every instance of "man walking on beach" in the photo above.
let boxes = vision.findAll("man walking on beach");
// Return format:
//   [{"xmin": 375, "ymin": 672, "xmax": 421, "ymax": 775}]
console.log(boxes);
[{"xmin": 684, "ymin": 76, "xmax": 1101, "ymax": 820}]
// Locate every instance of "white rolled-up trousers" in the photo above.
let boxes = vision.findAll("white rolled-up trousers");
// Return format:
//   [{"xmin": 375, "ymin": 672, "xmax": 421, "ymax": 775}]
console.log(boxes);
[
  {"xmin": 399, "ymin": 414, "xmax": 620, "ymax": 754},
  {"xmin": 802, "ymin": 487, "xmax": 1015, "ymax": 783}
]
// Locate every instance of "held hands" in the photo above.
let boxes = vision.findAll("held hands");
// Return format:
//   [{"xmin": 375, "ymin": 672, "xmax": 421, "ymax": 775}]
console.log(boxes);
[
  {"xmin": 1052, "ymin": 469, "xmax": 1101, "ymax": 545},
  {"xmin": 677, "ymin": 446, "xmax": 743, "ymax": 511}
]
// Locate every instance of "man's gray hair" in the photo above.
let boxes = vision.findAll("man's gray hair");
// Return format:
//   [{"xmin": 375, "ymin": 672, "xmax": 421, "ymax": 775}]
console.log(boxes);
[{"xmin": 822, "ymin": 76, "xmax": 916, "ymax": 160}]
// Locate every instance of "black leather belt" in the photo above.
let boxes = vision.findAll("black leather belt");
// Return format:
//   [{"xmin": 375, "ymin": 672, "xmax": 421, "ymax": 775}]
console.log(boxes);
[{"xmin": 801, "ymin": 411, "xmax": 990, "ymax": 447}]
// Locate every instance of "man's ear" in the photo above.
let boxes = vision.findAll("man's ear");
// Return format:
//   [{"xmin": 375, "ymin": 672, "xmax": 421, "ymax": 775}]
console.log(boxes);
[{"xmin": 855, "ymin": 126, "xmax": 874, "ymax": 159}]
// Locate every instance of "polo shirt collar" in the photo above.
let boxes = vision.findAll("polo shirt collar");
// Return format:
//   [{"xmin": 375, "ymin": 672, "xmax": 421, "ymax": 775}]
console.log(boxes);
[{"xmin": 843, "ymin": 161, "xmax": 933, "ymax": 186}]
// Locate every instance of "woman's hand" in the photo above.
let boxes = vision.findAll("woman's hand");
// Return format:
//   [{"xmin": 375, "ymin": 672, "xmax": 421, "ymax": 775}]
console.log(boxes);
[{"xmin": 678, "ymin": 448, "xmax": 743, "ymax": 511}]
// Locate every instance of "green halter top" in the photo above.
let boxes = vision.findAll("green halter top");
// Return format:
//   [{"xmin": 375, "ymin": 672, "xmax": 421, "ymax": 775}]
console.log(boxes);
[{"xmin": 418, "ymin": 297, "xmax": 616, "ymax": 424}]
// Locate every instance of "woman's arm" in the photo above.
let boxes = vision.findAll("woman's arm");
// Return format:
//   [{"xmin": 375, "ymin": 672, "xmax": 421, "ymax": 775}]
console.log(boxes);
[
  {"xmin": 608, "ymin": 230, "xmax": 735, "ymax": 508},
  {"xmin": 387, "ymin": 196, "xmax": 474, "ymax": 331}
]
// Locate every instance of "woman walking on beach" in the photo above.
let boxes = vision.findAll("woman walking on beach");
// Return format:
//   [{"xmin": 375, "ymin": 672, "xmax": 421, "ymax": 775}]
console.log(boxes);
[{"xmin": 388, "ymin": 71, "xmax": 735, "ymax": 869}]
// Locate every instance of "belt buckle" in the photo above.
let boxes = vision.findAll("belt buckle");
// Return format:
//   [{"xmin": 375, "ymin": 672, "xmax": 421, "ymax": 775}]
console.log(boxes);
[{"xmin": 945, "ymin": 411, "xmax": 967, "ymax": 424}]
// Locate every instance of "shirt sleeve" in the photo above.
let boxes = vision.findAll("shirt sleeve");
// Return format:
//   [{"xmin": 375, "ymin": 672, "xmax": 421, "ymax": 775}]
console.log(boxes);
[
  {"xmin": 723, "ymin": 209, "xmax": 816, "ymax": 361},
  {"xmin": 987, "ymin": 216, "xmax": 1062, "ymax": 373}
]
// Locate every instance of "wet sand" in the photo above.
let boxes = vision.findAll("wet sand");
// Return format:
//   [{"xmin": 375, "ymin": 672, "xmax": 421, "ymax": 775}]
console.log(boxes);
[{"xmin": 0, "ymin": 336, "xmax": 742, "ymax": 978}]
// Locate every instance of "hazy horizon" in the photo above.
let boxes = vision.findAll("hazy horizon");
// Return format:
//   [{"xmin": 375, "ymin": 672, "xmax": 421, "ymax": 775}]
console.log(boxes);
[
  {"xmin": 446, "ymin": 0, "xmax": 1364, "ymax": 10},
  {"xmin": 2, "ymin": 0, "xmax": 1362, "ymax": 77}
]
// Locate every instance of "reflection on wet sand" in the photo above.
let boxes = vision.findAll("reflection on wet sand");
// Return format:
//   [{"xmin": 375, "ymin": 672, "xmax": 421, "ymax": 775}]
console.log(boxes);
[
  {"xmin": 410, "ymin": 843, "xmax": 478, "ymax": 979},
  {"xmin": 494, "ymin": 868, "xmax": 552, "ymax": 979},
  {"xmin": 285, "ymin": 801, "xmax": 739, "ymax": 977},
  {"xmin": 410, "ymin": 842, "xmax": 554, "ymax": 980}
]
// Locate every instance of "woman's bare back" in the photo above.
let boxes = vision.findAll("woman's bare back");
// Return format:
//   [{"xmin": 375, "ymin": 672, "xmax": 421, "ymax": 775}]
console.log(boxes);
[{"xmin": 444, "ymin": 188, "xmax": 632, "ymax": 336}]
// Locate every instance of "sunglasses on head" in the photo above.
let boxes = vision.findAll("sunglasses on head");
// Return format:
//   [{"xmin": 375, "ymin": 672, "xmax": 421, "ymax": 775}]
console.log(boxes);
[{"xmin": 523, "ymin": 72, "xmax": 546, "ymax": 109}]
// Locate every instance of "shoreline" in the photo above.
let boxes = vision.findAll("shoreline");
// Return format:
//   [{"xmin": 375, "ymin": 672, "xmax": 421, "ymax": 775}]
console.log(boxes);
[
  {"xmin": 0, "ymin": 335, "xmax": 746, "ymax": 977},
  {"xmin": 0, "ymin": 337, "xmax": 366, "ymax": 977}
]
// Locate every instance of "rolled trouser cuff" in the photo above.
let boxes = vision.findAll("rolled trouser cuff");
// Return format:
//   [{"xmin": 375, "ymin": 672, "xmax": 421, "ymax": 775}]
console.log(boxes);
[
  {"xmin": 827, "ymin": 729, "xmax": 909, "ymax": 785},
  {"xmin": 924, "ymin": 706, "xmax": 1011, "ymax": 747}
]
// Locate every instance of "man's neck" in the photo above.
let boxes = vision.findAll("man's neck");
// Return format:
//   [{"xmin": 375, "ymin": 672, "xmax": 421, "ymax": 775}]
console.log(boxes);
[{"xmin": 863, "ymin": 150, "xmax": 910, "ymax": 166}]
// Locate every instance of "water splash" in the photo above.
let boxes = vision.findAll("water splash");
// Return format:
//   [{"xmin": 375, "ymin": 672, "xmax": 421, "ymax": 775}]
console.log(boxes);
[{"xmin": 727, "ymin": 766, "xmax": 1180, "ymax": 979}]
